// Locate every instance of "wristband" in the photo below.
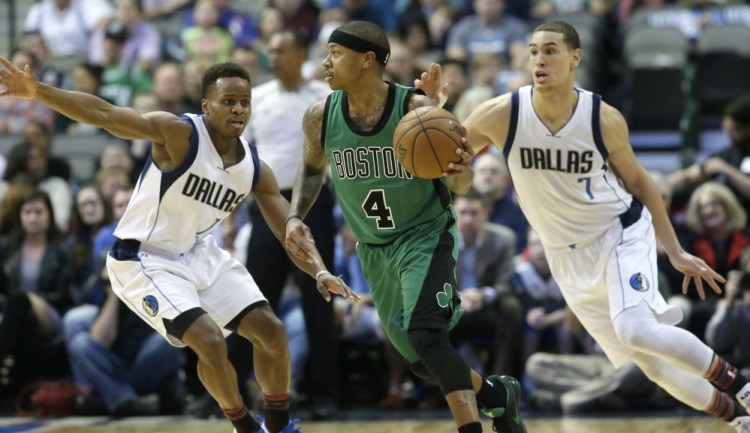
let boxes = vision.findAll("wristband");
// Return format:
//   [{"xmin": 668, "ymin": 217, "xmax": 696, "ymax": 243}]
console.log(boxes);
[
  {"xmin": 286, "ymin": 214, "xmax": 301, "ymax": 225},
  {"xmin": 315, "ymin": 270, "xmax": 331, "ymax": 280}
]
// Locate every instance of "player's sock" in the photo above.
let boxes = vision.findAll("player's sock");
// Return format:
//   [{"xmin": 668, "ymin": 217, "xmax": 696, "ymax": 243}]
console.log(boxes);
[
  {"xmin": 706, "ymin": 389, "xmax": 744, "ymax": 422},
  {"xmin": 263, "ymin": 394, "xmax": 290, "ymax": 433},
  {"xmin": 705, "ymin": 354, "xmax": 748, "ymax": 395},
  {"xmin": 223, "ymin": 403, "xmax": 261, "ymax": 433},
  {"xmin": 458, "ymin": 421, "xmax": 483, "ymax": 433},
  {"xmin": 476, "ymin": 377, "xmax": 507, "ymax": 409}
]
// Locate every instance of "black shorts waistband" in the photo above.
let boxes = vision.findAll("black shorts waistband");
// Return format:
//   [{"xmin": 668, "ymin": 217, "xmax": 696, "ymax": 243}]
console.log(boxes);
[
  {"xmin": 111, "ymin": 238, "xmax": 142, "ymax": 261},
  {"xmin": 619, "ymin": 199, "xmax": 643, "ymax": 229}
]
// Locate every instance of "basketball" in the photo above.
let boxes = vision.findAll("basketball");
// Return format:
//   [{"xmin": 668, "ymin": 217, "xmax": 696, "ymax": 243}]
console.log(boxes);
[{"xmin": 393, "ymin": 106, "xmax": 465, "ymax": 179}]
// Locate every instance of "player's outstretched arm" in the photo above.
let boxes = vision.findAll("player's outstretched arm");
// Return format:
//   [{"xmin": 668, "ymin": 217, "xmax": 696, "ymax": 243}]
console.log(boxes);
[
  {"xmin": 255, "ymin": 160, "xmax": 359, "ymax": 303},
  {"xmin": 602, "ymin": 102, "xmax": 725, "ymax": 299},
  {"xmin": 0, "ymin": 56, "xmax": 171, "ymax": 144},
  {"xmin": 463, "ymin": 93, "xmax": 512, "ymax": 155}
]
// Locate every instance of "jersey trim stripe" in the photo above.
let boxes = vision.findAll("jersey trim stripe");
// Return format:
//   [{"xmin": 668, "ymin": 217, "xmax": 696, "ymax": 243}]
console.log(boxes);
[
  {"xmin": 161, "ymin": 115, "xmax": 200, "ymax": 200},
  {"xmin": 591, "ymin": 94, "xmax": 609, "ymax": 159},
  {"xmin": 503, "ymin": 90, "xmax": 520, "ymax": 160},
  {"xmin": 249, "ymin": 144, "xmax": 261, "ymax": 188}
]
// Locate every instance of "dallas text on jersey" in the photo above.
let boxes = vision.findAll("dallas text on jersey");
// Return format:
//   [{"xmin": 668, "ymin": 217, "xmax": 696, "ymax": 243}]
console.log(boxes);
[
  {"xmin": 519, "ymin": 147, "xmax": 594, "ymax": 174},
  {"xmin": 331, "ymin": 147, "xmax": 413, "ymax": 180},
  {"xmin": 182, "ymin": 173, "xmax": 246, "ymax": 213}
]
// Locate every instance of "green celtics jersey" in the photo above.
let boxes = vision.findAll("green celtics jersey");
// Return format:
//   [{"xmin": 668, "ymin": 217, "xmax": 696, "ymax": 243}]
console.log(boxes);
[{"xmin": 324, "ymin": 82, "xmax": 451, "ymax": 245}]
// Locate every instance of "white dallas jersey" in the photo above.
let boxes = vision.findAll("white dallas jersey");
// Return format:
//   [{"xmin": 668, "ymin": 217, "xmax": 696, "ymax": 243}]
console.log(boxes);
[
  {"xmin": 115, "ymin": 113, "xmax": 259, "ymax": 254},
  {"xmin": 504, "ymin": 86, "xmax": 633, "ymax": 250},
  {"xmin": 242, "ymin": 79, "xmax": 330, "ymax": 190}
]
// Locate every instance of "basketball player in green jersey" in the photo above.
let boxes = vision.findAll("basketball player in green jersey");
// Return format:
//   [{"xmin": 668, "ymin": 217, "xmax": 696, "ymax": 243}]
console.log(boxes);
[{"xmin": 285, "ymin": 20, "xmax": 526, "ymax": 433}]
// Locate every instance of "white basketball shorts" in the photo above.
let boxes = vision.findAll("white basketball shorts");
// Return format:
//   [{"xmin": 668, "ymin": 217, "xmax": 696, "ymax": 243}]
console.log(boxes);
[
  {"xmin": 544, "ymin": 207, "xmax": 682, "ymax": 368},
  {"xmin": 106, "ymin": 236, "xmax": 267, "ymax": 347}
]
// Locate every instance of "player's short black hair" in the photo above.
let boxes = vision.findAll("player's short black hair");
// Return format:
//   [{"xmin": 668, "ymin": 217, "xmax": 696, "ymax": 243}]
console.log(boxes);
[
  {"xmin": 336, "ymin": 21, "xmax": 390, "ymax": 57},
  {"xmin": 726, "ymin": 94, "xmax": 750, "ymax": 127},
  {"xmin": 533, "ymin": 21, "xmax": 581, "ymax": 51},
  {"xmin": 201, "ymin": 62, "xmax": 252, "ymax": 98}
]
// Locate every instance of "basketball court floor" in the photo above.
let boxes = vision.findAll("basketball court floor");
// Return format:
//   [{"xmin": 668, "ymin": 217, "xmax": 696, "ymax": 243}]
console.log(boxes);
[{"xmin": 0, "ymin": 411, "xmax": 732, "ymax": 433}]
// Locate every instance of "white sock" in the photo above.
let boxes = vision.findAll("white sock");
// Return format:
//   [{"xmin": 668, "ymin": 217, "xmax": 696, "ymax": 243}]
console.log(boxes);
[{"xmin": 738, "ymin": 383, "xmax": 750, "ymax": 410}]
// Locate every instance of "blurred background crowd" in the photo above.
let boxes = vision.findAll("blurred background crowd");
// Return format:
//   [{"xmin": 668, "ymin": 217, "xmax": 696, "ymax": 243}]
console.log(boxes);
[{"xmin": 0, "ymin": 0, "xmax": 749, "ymax": 421}]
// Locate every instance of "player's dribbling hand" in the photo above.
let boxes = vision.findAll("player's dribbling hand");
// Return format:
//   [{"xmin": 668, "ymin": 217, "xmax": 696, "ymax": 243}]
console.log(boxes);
[
  {"xmin": 285, "ymin": 218, "xmax": 315, "ymax": 263},
  {"xmin": 444, "ymin": 125, "xmax": 474, "ymax": 177},
  {"xmin": 316, "ymin": 272, "xmax": 361, "ymax": 303},
  {"xmin": 0, "ymin": 57, "xmax": 39, "ymax": 99},
  {"xmin": 414, "ymin": 63, "xmax": 449, "ymax": 107},
  {"xmin": 670, "ymin": 251, "xmax": 725, "ymax": 300}
]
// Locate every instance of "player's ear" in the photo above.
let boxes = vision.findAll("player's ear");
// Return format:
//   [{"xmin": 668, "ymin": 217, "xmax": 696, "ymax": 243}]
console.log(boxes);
[
  {"xmin": 362, "ymin": 51, "xmax": 376, "ymax": 69},
  {"xmin": 201, "ymin": 99, "xmax": 208, "ymax": 116},
  {"xmin": 571, "ymin": 48, "xmax": 582, "ymax": 68}
]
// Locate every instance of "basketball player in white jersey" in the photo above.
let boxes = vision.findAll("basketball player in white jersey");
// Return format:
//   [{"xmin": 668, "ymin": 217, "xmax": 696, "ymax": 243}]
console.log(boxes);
[
  {"xmin": 463, "ymin": 21, "xmax": 750, "ymax": 432},
  {"xmin": 0, "ymin": 58, "xmax": 358, "ymax": 433}
]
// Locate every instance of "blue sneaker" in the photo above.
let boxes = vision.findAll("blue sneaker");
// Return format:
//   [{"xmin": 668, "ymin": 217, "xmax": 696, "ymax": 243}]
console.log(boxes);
[{"xmin": 481, "ymin": 375, "xmax": 526, "ymax": 433}]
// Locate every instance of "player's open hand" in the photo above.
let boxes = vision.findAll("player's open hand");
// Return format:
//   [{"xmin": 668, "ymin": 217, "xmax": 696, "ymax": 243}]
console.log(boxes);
[
  {"xmin": 0, "ymin": 57, "xmax": 39, "ymax": 99},
  {"xmin": 316, "ymin": 271, "xmax": 361, "ymax": 303},
  {"xmin": 285, "ymin": 218, "xmax": 315, "ymax": 263},
  {"xmin": 670, "ymin": 250, "xmax": 725, "ymax": 300},
  {"xmin": 414, "ymin": 63, "xmax": 449, "ymax": 107}
]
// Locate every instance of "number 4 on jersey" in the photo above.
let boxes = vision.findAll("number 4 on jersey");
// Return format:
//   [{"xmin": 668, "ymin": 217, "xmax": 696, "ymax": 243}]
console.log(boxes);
[{"xmin": 362, "ymin": 189, "xmax": 395, "ymax": 229}]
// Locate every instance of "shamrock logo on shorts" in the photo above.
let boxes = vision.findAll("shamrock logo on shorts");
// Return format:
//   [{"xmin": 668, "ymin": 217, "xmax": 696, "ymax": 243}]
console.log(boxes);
[{"xmin": 436, "ymin": 283, "xmax": 454, "ymax": 308}]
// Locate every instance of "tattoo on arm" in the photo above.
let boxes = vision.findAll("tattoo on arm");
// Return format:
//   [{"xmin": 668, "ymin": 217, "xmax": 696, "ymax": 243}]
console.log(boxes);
[{"xmin": 291, "ymin": 101, "xmax": 329, "ymax": 218}]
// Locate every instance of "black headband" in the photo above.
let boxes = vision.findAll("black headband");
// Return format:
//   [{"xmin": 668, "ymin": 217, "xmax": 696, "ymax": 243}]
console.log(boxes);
[{"xmin": 328, "ymin": 29, "xmax": 390, "ymax": 65}]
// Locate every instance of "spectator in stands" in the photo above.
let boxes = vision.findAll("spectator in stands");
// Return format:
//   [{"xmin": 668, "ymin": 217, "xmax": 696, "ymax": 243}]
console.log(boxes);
[
  {"xmin": 67, "ymin": 261, "xmax": 185, "ymax": 416},
  {"xmin": 23, "ymin": 0, "xmax": 113, "ymax": 58},
  {"xmin": 438, "ymin": 58, "xmax": 471, "ymax": 114},
  {"xmin": 706, "ymin": 248, "xmax": 750, "ymax": 379},
  {"xmin": 0, "ymin": 182, "xmax": 34, "ymax": 236},
  {"xmin": 321, "ymin": 0, "xmax": 396, "ymax": 31},
  {"xmin": 2, "ymin": 144, "xmax": 72, "ymax": 232},
  {"xmin": 97, "ymin": 23, "xmax": 153, "ymax": 108},
  {"xmin": 397, "ymin": 12, "xmax": 441, "ymax": 71},
  {"xmin": 142, "ymin": 0, "xmax": 192, "ymax": 19},
  {"xmin": 513, "ymin": 229, "xmax": 572, "ymax": 366},
  {"xmin": 0, "ymin": 51, "xmax": 55, "ymax": 135},
  {"xmin": 94, "ymin": 167, "xmax": 131, "ymax": 206},
  {"xmin": 90, "ymin": 0, "xmax": 163, "ymax": 71},
  {"xmin": 180, "ymin": 0, "xmax": 235, "ymax": 65},
  {"xmin": 669, "ymin": 94, "xmax": 750, "ymax": 210},
  {"xmin": 446, "ymin": 0, "xmax": 529, "ymax": 65},
  {"xmin": 0, "ymin": 188, "xmax": 76, "ymax": 398},
  {"xmin": 182, "ymin": 59, "xmax": 208, "ymax": 113},
  {"xmin": 241, "ymin": 29, "xmax": 338, "ymax": 419},
  {"xmin": 272, "ymin": 0, "xmax": 321, "ymax": 40},
  {"xmin": 17, "ymin": 31, "xmax": 65, "ymax": 89},
  {"xmin": 451, "ymin": 189, "xmax": 519, "ymax": 378},
  {"xmin": 57, "ymin": 63, "xmax": 105, "ymax": 136},
  {"xmin": 98, "ymin": 142, "xmax": 136, "ymax": 183},
  {"xmin": 684, "ymin": 182, "xmax": 749, "ymax": 339},
  {"xmin": 151, "ymin": 62, "xmax": 186, "ymax": 114},
  {"xmin": 472, "ymin": 152, "xmax": 529, "ymax": 254},
  {"xmin": 232, "ymin": 45, "xmax": 271, "ymax": 87},
  {"xmin": 427, "ymin": 3, "xmax": 461, "ymax": 51},
  {"xmin": 385, "ymin": 39, "xmax": 422, "ymax": 86},
  {"xmin": 68, "ymin": 184, "xmax": 110, "ymax": 294},
  {"xmin": 452, "ymin": 54, "xmax": 497, "ymax": 122},
  {"xmin": 183, "ymin": 0, "xmax": 258, "ymax": 48},
  {"xmin": 21, "ymin": 120, "xmax": 72, "ymax": 182},
  {"xmin": 128, "ymin": 92, "xmax": 158, "ymax": 173}
]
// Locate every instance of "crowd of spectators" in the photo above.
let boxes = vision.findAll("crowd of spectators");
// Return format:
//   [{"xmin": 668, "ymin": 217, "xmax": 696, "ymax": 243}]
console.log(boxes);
[{"xmin": 1, "ymin": 0, "xmax": 749, "ymax": 419}]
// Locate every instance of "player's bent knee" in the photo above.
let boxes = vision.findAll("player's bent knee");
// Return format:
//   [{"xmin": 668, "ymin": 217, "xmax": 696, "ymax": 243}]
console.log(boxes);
[
  {"xmin": 613, "ymin": 307, "xmax": 659, "ymax": 351},
  {"xmin": 409, "ymin": 361, "xmax": 437, "ymax": 384},
  {"xmin": 407, "ymin": 328, "xmax": 472, "ymax": 395},
  {"xmin": 235, "ymin": 304, "xmax": 287, "ymax": 351}
]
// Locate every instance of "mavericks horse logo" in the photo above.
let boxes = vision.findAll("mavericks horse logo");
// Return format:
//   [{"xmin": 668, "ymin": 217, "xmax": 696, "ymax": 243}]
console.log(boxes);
[
  {"xmin": 142, "ymin": 295, "xmax": 159, "ymax": 316},
  {"xmin": 629, "ymin": 273, "xmax": 650, "ymax": 292}
]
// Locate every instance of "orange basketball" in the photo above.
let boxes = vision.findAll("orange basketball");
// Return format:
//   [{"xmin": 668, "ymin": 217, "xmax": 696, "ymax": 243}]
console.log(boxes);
[{"xmin": 393, "ymin": 106, "xmax": 465, "ymax": 179}]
